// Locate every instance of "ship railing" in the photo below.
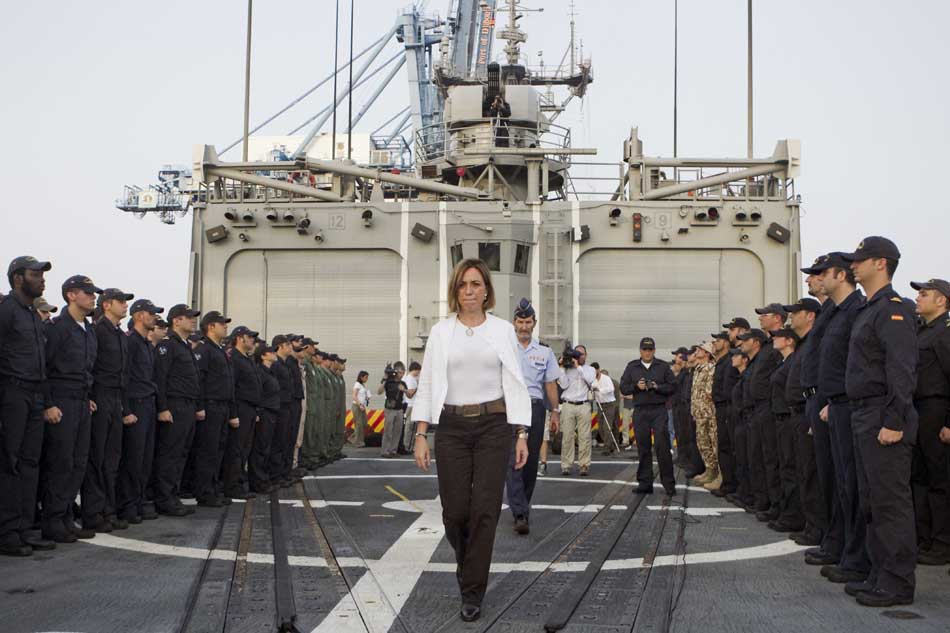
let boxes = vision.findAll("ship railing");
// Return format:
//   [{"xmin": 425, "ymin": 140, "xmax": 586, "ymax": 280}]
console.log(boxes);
[
  {"xmin": 647, "ymin": 165, "xmax": 790, "ymax": 202},
  {"xmin": 565, "ymin": 160, "xmax": 628, "ymax": 200},
  {"xmin": 415, "ymin": 118, "xmax": 573, "ymax": 165},
  {"xmin": 114, "ymin": 184, "xmax": 188, "ymax": 213}
]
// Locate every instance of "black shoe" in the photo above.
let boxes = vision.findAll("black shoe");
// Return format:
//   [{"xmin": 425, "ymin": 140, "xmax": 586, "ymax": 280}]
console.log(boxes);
[
  {"xmin": 917, "ymin": 548, "xmax": 950, "ymax": 565},
  {"xmin": 791, "ymin": 531, "xmax": 822, "ymax": 547},
  {"xmin": 460, "ymin": 604, "xmax": 481, "ymax": 622},
  {"xmin": 710, "ymin": 488, "xmax": 729, "ymax": 498},
  {"xmin": 157, "ymin": 505, "xmax": 189, "ymax": 517},
  {"xmin": 684, "ymin": 468, "xmax": 706, "ymax": 480},
  {"xmin": 42, "ymin": 528, "xmax": 77, "ymax": 544},
  {"xmin": 770, "ymin": 520, "xmax": 804, "ymax": 533},
  {"xmin": 514, "ymin": 516, "xmax": 530, "ymax": 536},
  {"xmin": 635, "ymin": 485, "xmax": 654, "ymax": 494},
  {"xmin": 183, "ymin": 504, "xmax": 196, "ymax": 515},
  {"xmin": 664, "ymin": 487, "xmax": 677, "ymax": 497},
  {"xmin": 844, "ymin": 579, "xmax": 873, "ymax": 597},
  {"xmin": 855, "ymin": 588, "xmax": 913, "ymax": 608},
  {"xmin": 217, "ymin": 495, "xmax": 233, "ymax": 506},
  {"xmin": 804, "ymin": 551, "xmax": 839, "ymax": 566},
  {"xmin": 84, "ymin": 517, "xmax": 113, "ymax": 534},
  {"xmin": 125, "ymin": 515, "xmax": 143, "ymax": 525},
  {"xmin": 821, "ymin": 566, "xmax": 868, "ymax": 584},
  {"xmin": 23, "ymin": 535, "xmax": 56, "ymax": 551},
  {"xmin": 64, "ymin": 520, "xmax": 96, "ymax": 539},
  {"xmin": 108, "ymin": 516, "xmax": 129, "ymax": 531},
  {"xmin": 755, "ymin": 509, "xmax": 779, "ymax": 522},
  {"xmin": 0, "ymin": 542, "xmax": 32, "ymax": 557},
  {"xmin": 196, "ymin": 497, "xmax": 224, "ymax": 508},
  {"xmin": 140, "ymin": 509, "xmax": 159, "ymax": 520}
]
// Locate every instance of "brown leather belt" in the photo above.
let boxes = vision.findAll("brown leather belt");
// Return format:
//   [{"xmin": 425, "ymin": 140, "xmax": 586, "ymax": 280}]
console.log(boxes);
[{"xmin": 443, "ymin": 397, "xmax": 506, "ymax": 418}]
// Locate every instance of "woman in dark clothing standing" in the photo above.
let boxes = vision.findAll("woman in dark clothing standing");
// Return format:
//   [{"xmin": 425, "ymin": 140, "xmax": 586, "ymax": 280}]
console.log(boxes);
[{"xmin": 250, "ymin": 345, "xmax": 280, "ymax": 494}]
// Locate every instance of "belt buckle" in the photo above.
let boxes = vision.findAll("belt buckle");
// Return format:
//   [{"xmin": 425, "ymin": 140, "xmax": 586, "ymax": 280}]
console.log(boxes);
[{"xmin": 459, "ymin": 404, "xmax": 481, "ymax": 418}]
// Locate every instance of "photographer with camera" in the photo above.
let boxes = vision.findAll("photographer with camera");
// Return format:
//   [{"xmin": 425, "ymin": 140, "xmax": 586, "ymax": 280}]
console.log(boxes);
[
  {"xmin": 379, "ymin": 361, "xmax": 407, "ymax": 458},
  {"xmin": 620, "ymin": 337, "xmax": 678, "ymax": 496},
  {"xmin": 488, "ymin": 93, "xmax": 510, "ymax": 147},
  {"xmin": 557, "ymin": 344, "xmax": 596, "ymax": 476}
]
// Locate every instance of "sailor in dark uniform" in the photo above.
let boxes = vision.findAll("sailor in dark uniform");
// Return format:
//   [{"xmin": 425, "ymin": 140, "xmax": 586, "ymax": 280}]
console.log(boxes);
[
  {"xmin": 711, "ymin": 331, "xmax": 739, "ymax": 497},
  {"xmin": 0, "ymin": 256, "xmax": 54, "ymax": 556},
  {"xmin": 269, "ymin": 334, "xmax": 296, "ymax": 487},
  {"xmin": 842, "ymin": 236, "xmax": 918, "ymax": 607},
  {"xmin": 153, "ymin": 304, "xmax": 203, "ymax": 516},
  {"xmin": 222, "ymin": 325, "xmax": 261, "ymax": 499},
  {"xmin": 252, "ymin": 344, "xmax": 281, "ymax": 493},
  {"xmin": 908, "ymin": 278, "xmax": 950, "ymax": 565}
]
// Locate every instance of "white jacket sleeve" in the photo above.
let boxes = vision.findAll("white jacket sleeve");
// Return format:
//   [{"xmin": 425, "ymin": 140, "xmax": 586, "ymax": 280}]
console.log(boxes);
[{"xmin": 411, "ymin": 332, "xmax": 436, "ymax": 424}]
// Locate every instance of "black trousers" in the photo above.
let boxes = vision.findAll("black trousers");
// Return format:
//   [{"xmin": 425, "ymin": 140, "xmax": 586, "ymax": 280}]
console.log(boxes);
[
  {"xmin": 40, "ymin": 394, "xmax": 91, "ymax": 534},
  {"xmin": 851, "ymin": 404, "xmax": 917, "ymax": 597},
  {"xmin": 82, "ymin": 387, "xmax": 124, "ymax": 523},
  {"xmin": 269, "ymin": 405, "xmax": 293, "ymax": 483},
  {"xmin": 435, "ymin": 411, "xmax": 512, "ymax": 607},
  {"xmin": 912, "ymin": 397, "xmax": 950, "ymax": 551},
  {"xmin": 747, "ymin": 403, "xmax": 770, "ymax": 510},
  {"xmin": 192, "ymin": 401, "xmax": 229, "ymax": 500},
  {"xmin": 774, "ymin": 413, "xmax": 803, "ymax": 526},
  {"xmin": 674, "ymin": 403, "xmax": 704, "ymax": 472},
  {"xmin": 672, "ymin": 404, "xmax": 689, "ymax": 466},
  {"xmin": 221, "ymin": 401, "xmax": 257, "ymax": 494},
  {"xmin": 153, "ymin": 397, "xmax": 196, "ymax": 510},
  {"xmin": 715, "ymin": 402, "xmax": 737, "ymax": 492},
  {"xmin": 828, "ymin": 402, "xmax": 871, "ymax": 574},
  {"xmin": 790, "ymin": 407, "xmax": 823, "ymax": 537},
  {"xmin": 505, "ymin": 400, "xmax": 545, "ymax": 519},
  {"xmin": 756, "ymin": 403, "xmax": 782, "ymax": 510},
  {"xmin": 634, "ymin": 404, "xmax": 675, "ymax": 490},
  {"xmin": 249, "ymin": 409, "xmax": 275, "ymax": 492},
  {"xmin": 809, "ymin": 395, "xmax": 843, "ymax": 557},
  {"xmin": 0, "ymin": 381, "xmax": 44, "ymax": 547},
  {"xmin": 287, "ymin": 400, "xmax": 303, "ymax": 472},
  {"xmin": 116, "ymin": 396, "xmax": 156, "ymax": 518},
  {"xmin": 733, "ymin": 412, "xmax": 752, "ymax": 503}
]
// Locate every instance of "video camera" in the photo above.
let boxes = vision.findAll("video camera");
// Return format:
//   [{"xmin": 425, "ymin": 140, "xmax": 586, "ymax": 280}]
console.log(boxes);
[
  {"xmin": 560, "ymin": 341, "xmax": 582, "ymax": 368},
  {"xmin": 383, "ymin": 363, "xmax": 398, "ymax": 380}
]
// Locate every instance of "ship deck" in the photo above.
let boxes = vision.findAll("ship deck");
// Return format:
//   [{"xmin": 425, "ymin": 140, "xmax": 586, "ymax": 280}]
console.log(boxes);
[{"xmin": 2, "ymin": 448, "xmax": 947, "ymax": 633}]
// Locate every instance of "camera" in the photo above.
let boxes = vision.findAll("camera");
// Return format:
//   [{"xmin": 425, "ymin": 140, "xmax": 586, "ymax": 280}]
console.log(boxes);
[
  {"xmin": 383, "ymin": 363, "xmax": 398, "ymax": 380},
  {"xmin": 560, "ymin": 341, "xmax": 582, "ymax": 367}
]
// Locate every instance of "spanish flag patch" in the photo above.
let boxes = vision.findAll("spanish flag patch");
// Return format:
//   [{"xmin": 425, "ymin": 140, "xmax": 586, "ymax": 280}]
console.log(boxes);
[{"xmin": 891, "ymin": 315, "xmax": 904, "ymax": 321}]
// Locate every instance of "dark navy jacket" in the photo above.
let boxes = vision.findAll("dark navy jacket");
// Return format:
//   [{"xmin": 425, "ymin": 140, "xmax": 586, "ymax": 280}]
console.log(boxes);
[{"xmin": 45, "ymin": 310, "xmax": 97, "ymax": 407}]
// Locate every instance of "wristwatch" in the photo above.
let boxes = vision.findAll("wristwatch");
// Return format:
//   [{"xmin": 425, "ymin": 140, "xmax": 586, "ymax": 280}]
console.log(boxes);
[
  {"xmin": 515, "ymin": 426, "xmax": 529, "ymax": 440},
  {"xmin": 414, "ymin": 432, "xmax": 427, "ymax": 440}
]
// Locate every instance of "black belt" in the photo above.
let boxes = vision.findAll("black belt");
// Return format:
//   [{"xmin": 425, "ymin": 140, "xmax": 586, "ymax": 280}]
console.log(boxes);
[
  {"xmin": 850, "ymin": 395, "xmax": 887, "ymax": 409},
  {"xmin": 827, "ymin": 394, "xmax": 849, "ymax": 404},
  {"xmin": 803, "ymin": 387, "xmax": 818, "ymax": 398},
  {"xmin": 635, "ymin": 402, "xmax": 666, "ymax": 409},
  {"xmin": 443, "ymin": 397, "xmax": 506, "ymax": 418},
  {"xmin": 562, "ymin": 400, "xmax": 589, "ymax": 406}
]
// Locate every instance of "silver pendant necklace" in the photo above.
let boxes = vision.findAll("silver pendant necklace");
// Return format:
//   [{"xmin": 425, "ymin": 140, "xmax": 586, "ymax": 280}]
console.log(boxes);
[{"xmin": 465, "ymin": 326, "xmax": 474, "ymax": 337}]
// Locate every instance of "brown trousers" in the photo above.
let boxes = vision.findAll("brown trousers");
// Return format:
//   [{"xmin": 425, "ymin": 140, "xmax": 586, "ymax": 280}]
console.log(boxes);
[{"xmin": 435, "ymin": 410, "xmax": 512, "ymax": 607}]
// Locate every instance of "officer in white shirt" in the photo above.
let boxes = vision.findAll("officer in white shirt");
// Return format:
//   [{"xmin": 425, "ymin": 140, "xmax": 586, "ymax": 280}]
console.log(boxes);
[
  {"xmin": 558, "ymin": 345, "xmax": 596, "ymax": 476},
  {"xmin": 400, "ymin": 362, "xmax": 421, "ymax": 452},
  {"xmin": 591, "ymin": 363, "xmax": 619, "ymax": 455}
]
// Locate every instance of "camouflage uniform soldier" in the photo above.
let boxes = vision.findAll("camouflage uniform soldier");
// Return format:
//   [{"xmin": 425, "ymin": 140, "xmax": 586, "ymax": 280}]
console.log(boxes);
[
  {"xmin": 300, "ymin": 351, "xmax": 326, "ymax": 469},
  {"xmin": 691, "ymin": 342, "xmax": 719, "ymax": 484},
  {"xmin": 315, "ymin": 353, "xmax": 335, "ymax": 463}
]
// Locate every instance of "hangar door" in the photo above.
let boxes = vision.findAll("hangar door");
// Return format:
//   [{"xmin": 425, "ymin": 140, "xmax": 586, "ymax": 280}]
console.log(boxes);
[
  {"xmin": 578, "ymin": 249, "xmax": 764, "ymax": 376},
  {"xmin": 225, "ymin": 249, "xmax": 401, "ymax": 402}
]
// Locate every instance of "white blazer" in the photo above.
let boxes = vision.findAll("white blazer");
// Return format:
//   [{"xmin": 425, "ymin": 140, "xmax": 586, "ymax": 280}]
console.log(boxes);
[{"xmin": 411, "ymin": 313, "xmax": 531, "ymax": 427}]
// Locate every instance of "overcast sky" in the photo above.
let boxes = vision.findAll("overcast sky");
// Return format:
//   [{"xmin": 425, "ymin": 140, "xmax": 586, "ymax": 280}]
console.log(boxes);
[{"xmin": 1, "ymin": 0, "xmax": 947, "ymax": 311}]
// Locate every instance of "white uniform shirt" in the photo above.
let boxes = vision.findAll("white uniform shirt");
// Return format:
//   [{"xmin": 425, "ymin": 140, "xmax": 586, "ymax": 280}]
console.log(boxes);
[
  {"xmin": 558, "ymin": 365, "xmax": 596, "ymax": 402},
  {"xmin": 593, "ymin": 374, "xmax": 616, "ymax": 404},
  {"xmin": 402, "ymin": 372, "xmax": 418, "ymax": 407},
  {"xmin": 353, "ymin": 381, "xmax": 370, "ymax": 408}
]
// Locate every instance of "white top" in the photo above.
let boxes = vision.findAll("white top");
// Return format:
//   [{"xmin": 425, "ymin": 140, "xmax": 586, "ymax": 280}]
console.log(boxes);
[
  {"xmin": 593, "ymin": 374, "xmax": 616, "ymax": 403},
  {"xmin": 558, "ymin": 365, "xmax": 597, "ymax": 402},
  {"xmin": 445, "ymin": 321, "xmax": 504, "ymax": 406},
  {"xmin": 353, "ymin": 381, "xmax": 370, "ymax": 408},
  {"xmin": 411, "ymin": 313, "xmax": 531, "ymax": 427},
  {"xmin": 402, "ymin": 372, "xmax": 418, "ymax": 406}
]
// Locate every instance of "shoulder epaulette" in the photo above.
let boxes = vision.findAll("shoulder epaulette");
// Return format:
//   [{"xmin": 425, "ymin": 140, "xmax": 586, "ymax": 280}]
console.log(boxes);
[{"xmin": 890, "ymin": 297, "xmax": 903, "ymax": 303}]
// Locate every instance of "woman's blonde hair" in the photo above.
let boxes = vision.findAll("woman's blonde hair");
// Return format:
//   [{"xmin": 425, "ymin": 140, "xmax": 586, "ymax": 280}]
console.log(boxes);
[{"xmin": 447, "ymin": 258, "xmax": 495, "ymax": 313}]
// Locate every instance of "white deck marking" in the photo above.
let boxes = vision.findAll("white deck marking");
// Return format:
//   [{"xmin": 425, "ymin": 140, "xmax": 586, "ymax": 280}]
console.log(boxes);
[
  {"xmin": 645, "ymin": 505, "xmax": 746, "ymax": 517},
  {"xmin": 304, "ymin": 474, "xmax": 707, "ymax": 492}
]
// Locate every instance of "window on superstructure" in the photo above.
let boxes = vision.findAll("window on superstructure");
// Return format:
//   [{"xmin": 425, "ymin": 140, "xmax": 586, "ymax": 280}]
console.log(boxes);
[
  {"xmin": 450, "ymin": 244, "xmax": 464, "ymax": 267},
  {"xmin": 478, "ymin": 242, "xmax": 501, "ymax": 272},
  {"xmin": 513, "ymin": 244, "xmax": 530, "ymax": 275}
]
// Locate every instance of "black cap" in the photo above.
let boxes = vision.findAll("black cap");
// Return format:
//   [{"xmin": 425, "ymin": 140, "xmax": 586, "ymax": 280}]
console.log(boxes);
[
  {"xmin": 770, "ymin": 327, "xmax": 800, "ymax": 343},
  {"xmin": 338, "ymin": 357, "xmax": 347, "ymax": 363},
  {"xmin": 33, "ymin": 297, "xmax": 57, "ymax": 313},
  {"xmin": 130, "ymin": 299, "xmax": 164, "ymax": 315},
  {"xmin": 672, "ymin": 346, "xmax": 690, "ymax": 356},
  {"xmin": 315, "ymin": 350, "xmax": 328, "ymax": 359},
  {"xmin": 513, "ymin": 297, "xmax": 536, "ymax": 319},
  {"xmin": 272, "ymin": 334, "xmax": 290, "ymax": 347},
  {"xmin": 154, "ymin": 318, "xmax": 169, "ymax": 328},
  {"xmin": 754, "ymin": 303, "xmax": 788, "ymax": 319},
  {"xmin": 200, "ymin": 310, "xmax": 231, "ymax": 330},
  {"xmin": 729, "ymin": 347, "xmax": 749, "ymax": 358},
  {"xmin": 231, "ymin": 325, "xmax": 259, "ymax": 339},
  {"xmin": 167, "ymin": 304, "xmax": 200, "ymax": 321},
  {"xmin": 288, "ymin": 334, "xmax": 303, "ymax": 342},
  {"xmin": 710, "ymin": 331, "xmax": 730, "ymax": 341},
  {"xmin": 302, "ymin": 337, "xmax": 317, "ymax": 347},
  {"xmin": 62, "ymin": 275, "xmax": 103, "ymax": 295},
  {"xmin": 910, "ymin": 278, "xmax": 950, "ymax": 299},
  {"xmin": 722, "ymin": 317, "xmax": 751, "ymax": 330},
  {"xmin": 783, "ymin": 298, "xmax": 822, "ymax": 314},
  {"xmin": 841, "ymin": 236, "xmax": 901, "ymax": 262},
  {"xmin": 259, "ymin": 344, "xmax": 276, "ymax": 355},
  {"xmin": 639, "ymin": 337, "xmax": 656, "ymax": 350},
  {"xmin": 737, "ymin": 328, "xmax": 768, "ymax": 343},
  {"xmin": 328, "ymin": 353, "xmax": 340, "ymax": 362},
  {"xmin": 101, "ymin": 288, "xmax": 134, "ymax": 302},
  {"xmin": 187, "ymin": 333, "xmax": 203, "ymax": 343},
  {"xmin": 800, "ymin": 253, "xmax": 831, "ymax": 275},
  {"xmin": 8, "ymin": 255, "xmax": 51, "ymax": 277}
]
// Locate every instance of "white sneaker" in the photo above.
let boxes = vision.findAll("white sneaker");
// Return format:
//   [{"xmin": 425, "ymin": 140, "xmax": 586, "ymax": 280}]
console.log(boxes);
[{"xmin": 538, "ymin": 462, "xmax": 547, "ymax": 476}]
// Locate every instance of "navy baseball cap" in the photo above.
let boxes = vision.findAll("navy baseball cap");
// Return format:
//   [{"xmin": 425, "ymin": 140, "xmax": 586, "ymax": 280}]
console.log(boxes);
[
  {"xmin": 199, "ymin": 310, "xmax": 231, "ymax": 330},
  {"xmin": 62, "ymin": 275, "xmax": 102, "ymax": 295},
  {"xmin": 8, "ymin": 255, "xmax": 51, "ymax": 277},
  {"xmin": 639, "ymin": 337, "xmax": 656, "ymax": 350},
  {"xmin": 272, "ymin": 334, "xmax": 290, "ymax": 347},
  {"xmin": 754, "ymin": 303, "xmax": 788, "ymax": 319},
  {"xmin": 841, "ymin": 236, "xmax": 901, "ymax": 262},
  {"xmin": 710, "ymin": 331, "xmax": 730, "ymax": 341},
  {"xmin": 783, "ymin": 298, "xmax": 822, "ymax": 314},
  {"xmin": 910, "ymin": 279, "xmax": 950, "ymax": 299},
  {"xmin": 101, "ymin": 288, "xmax": 134, "ymax": 302},
  {"xmin": 770, "ymin": 327, "xmax": 800, "ymax": 344},
  {"xmin": 723, "ymin": 317, "xmax": 751, "ymax": 330},
  {"xmin": 167, "ymin": 304, "xmax": 200, "ymax": 320},
  {"xmin": 672, "ymin": 346, "xmax": 690, "ymax": 356},
  {"xmin": 737, "ymin": 328, "xmax": 768, "ymax": 343},
  {"xmin": 231, "ymin": 325, "xmax": 259, "ymax": 338},
  {"xmin": 130, "ymin": 299, "xmax": 164, "ymax": 315}
]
